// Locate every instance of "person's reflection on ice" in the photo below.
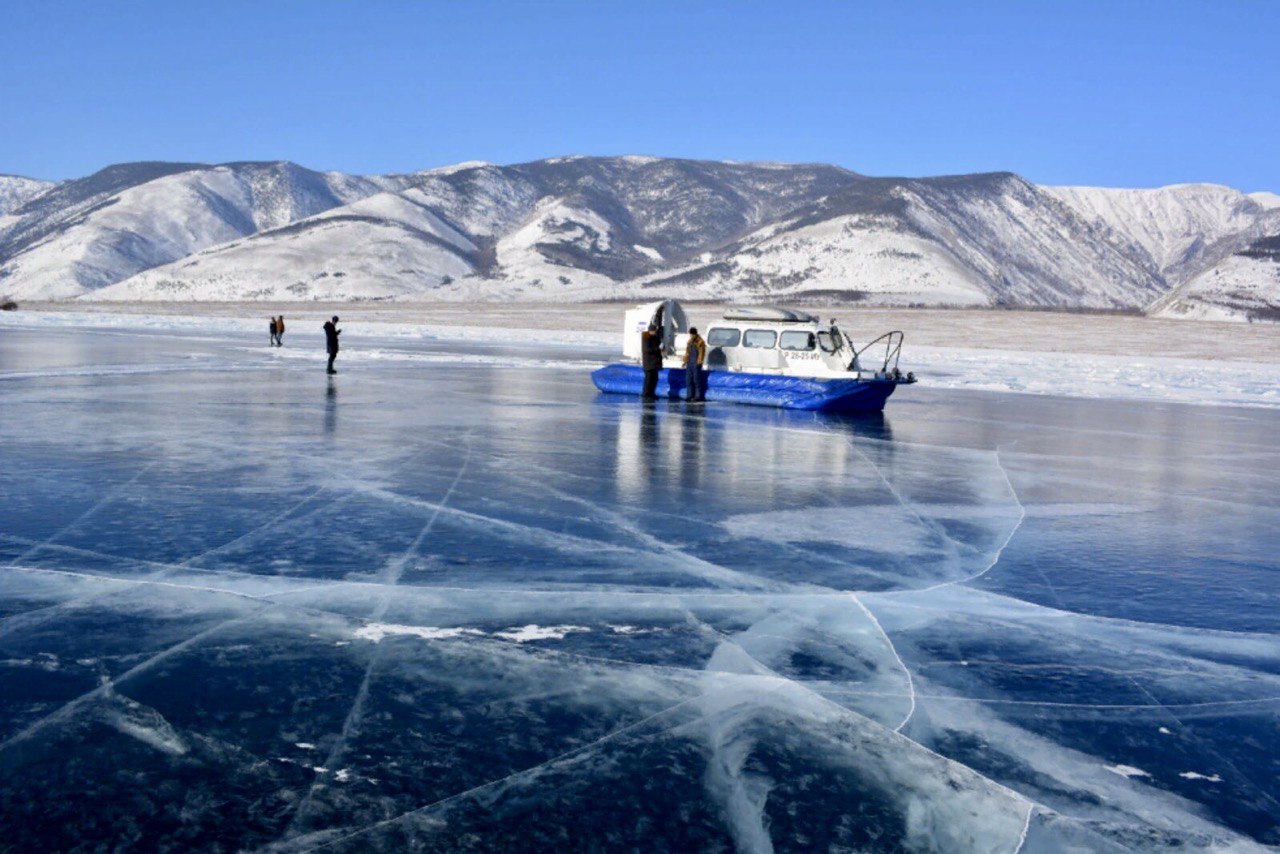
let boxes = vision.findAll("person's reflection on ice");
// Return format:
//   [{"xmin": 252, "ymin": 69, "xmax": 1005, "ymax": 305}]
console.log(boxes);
[
  {"xmin": 639, "ymin": 400, "xmax": 658, "ymax": 456},
  {"xmin": 679, "ymin": 406, "xmax": 705, "ymax": 491},
  {"xmin": 324, "ymin": 375, "xmax": 337, "ymax": 436}
]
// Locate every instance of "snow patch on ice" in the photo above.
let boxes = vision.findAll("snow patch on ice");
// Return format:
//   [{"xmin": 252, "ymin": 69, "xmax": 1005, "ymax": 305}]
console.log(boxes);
[
  {"xmin": 108, "ymin": 716, "xmax": 189, "ymax": 756},
  {"xmin": 354, "ymin": 622, "xmax": 591, "ymax": 644},
  {"xmin": 102, "ymin": 694, "xmax": 190, "ymax": 757},
  {"xmin": 1105, "ymin": 764, "xmax": 1151, "ymax": 779},
  {"xmin": 355, "ymin": 623, "xmax": 484, "ymax": 643},
  {"xmin": 493, "ymin": 624, "xmax": 591, "ymax": 642},
  {"xmin": 1178, "ymin": 772, "xmax": 1222, "ymax": 782}
]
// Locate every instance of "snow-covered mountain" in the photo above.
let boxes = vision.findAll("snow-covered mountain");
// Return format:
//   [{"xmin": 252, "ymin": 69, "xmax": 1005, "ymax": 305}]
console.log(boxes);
[
  {"xmin": 635, "ymin": 173, "xmax": 1168, "ymax": 309},
  {"xmin": 92, "ymin": 157, "xmax": 856, "ymax": 301},
  {"xmin": 0, "ymin": 174, "xmax": 55, "ymax": 217},
  {"xmin": 95, "ymin": 189, "xmax": 478, "ymax": 301},
  {"xmin": 1045, "ymin": 184, "xmax": 1280, "ymax": 286},
  {"xmin": 0, "ymin": 162, "xmax": 393, "ymax": 299},
  {"xmin": 1249, "ymin": 191, "xmax": 1280, "ymax": 209},
  {"xmin": 1149, "ymin": 233, "xmax": 1280, "ymax": 321},
  {"xmin": 1, "ymin": 156, "xmax": 1277, "ymax": 319}
]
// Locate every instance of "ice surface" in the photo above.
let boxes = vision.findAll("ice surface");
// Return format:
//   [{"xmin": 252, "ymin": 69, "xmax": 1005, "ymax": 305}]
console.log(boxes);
[
  {"xmin": 0, "ymin": 318, "xmax": 1276, "ymax": 850},
  {"xmin": 6, "ymin": 307, "xmax": 1279, "ymax": 409}
]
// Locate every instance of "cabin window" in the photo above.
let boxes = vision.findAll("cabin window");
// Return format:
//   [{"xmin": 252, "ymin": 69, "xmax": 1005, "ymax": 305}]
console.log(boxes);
[
  {"xmin": 707, "ymin": 327, "xmax": 741, "ymax": 347},
  {"xmin": 779, "ymin": 331, "xmax": 816, "ymax": 351},
  {"xmin": 742, "ymin": 329, "xmax": 778, "ymax": 349}
]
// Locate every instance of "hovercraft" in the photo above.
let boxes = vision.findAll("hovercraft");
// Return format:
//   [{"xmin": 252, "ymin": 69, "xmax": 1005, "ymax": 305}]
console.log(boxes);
[{"xmin": 591, "ymin": 300, "xmax": 916, "ymax": 413}]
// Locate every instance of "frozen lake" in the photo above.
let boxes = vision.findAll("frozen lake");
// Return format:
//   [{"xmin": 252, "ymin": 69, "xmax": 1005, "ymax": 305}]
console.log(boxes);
[{"xmin": 1, "ymin": 322, "xmax": 1277, "ymax": 851}]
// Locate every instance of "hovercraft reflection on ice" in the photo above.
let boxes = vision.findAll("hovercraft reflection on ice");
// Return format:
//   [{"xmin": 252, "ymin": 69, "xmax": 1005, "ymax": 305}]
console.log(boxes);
[{"xmin": 592, "ymin": 299, "xmax": 916, "ymax": 412}]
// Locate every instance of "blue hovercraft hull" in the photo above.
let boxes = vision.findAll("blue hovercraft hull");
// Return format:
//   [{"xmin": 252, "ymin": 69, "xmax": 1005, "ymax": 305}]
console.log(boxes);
[{"xmin": 591, "ymin": 364, "xmax": 902, "ymax": 413}]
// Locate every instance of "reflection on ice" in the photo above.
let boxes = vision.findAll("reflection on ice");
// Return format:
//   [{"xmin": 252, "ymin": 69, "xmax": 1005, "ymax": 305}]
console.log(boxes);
[{"xmin": 0, "ymin": 324, "xmax": 1277, "ymax": 850}]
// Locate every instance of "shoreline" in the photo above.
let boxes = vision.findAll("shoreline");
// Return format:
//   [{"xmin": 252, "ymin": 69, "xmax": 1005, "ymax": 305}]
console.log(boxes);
[
  {"xmin": 4, "ymin": 302, "xmax": 1278, "ymax": 410},
  {"xmin": 10, "ymin": 300, "xmax": 1280, "ymax": 363}
]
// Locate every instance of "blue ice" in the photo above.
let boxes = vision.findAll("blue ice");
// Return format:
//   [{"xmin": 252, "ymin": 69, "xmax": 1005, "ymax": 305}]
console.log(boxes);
[{"xmin": 0, "ymin": 322, "xmax": 1277, "ymax": 851}]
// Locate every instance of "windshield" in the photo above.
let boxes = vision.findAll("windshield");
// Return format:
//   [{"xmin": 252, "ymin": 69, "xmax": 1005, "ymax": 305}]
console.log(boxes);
[{"xmin": 817, "ymin": 329, "xmax": 844, "ymax": 353}]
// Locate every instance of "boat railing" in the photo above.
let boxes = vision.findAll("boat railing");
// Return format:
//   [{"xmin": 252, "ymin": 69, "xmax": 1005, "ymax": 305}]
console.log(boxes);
[{"xmin": 852, "ymin": 331, "xmax": 906, "ymax": 375}]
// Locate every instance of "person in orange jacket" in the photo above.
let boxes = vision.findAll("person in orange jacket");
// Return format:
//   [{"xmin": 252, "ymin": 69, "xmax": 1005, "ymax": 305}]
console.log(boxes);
[
  {"xmin": 683, "ymin": 327, "xmax": 706, "ymax": 401},
  {"xmin": 275, "ymin": 315, "xmax": 285, "ymax": 347}
]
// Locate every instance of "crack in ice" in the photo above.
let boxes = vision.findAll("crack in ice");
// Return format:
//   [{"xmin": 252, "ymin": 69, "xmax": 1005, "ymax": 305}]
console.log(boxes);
[{"xmin": 281, "ymin": 437, "xmax": 474, "ymax": 841}]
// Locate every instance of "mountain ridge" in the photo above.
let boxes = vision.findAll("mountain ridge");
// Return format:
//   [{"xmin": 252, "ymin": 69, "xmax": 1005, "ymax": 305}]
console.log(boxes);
[{"xmin": 1, "ymin": 156, "xmax": 1276, "ymax": 320}]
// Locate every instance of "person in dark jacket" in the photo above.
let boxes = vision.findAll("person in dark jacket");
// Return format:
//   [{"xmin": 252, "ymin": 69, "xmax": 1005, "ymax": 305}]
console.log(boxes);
[
  {"xmin": 640, "ymin": 323, "xmax": 663, "ymax": 399},
  {"xmin": 323, "ymin": 316, "xmax": 341, "ymax": 374},
  {"xmin": 269, "ymin": 316, "xmax": 279, "ymax": 347}
]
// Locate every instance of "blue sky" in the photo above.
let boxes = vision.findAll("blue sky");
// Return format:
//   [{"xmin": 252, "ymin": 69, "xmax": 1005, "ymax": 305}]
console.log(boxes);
[{"xmin": 2, "ymin": 0, "xmax": 1277, "ymax": 190}]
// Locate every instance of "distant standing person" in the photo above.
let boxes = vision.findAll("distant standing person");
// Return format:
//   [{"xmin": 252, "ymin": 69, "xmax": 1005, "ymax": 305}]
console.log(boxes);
[
  {"xmin": 275, "ymin": 315, "xmax": 286, "ymax": 347},
  {"xmin": 323, "ymin": 316, "xmax": 341, "ymax": 374},
  {"xmin": 640, "ymin": 323, "xmax": 663, "ymax": 400},
  {"xmin": 268, "ymin": 316, "xmax": 278, "ymax": 347},
  {"xmin": 683, "ymin": 327, "xmax": 706, "ymax": 401}
]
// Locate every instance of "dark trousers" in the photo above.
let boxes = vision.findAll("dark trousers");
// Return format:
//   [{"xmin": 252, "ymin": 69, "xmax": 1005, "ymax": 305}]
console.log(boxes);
[
  {"xmin": 685, "ymin": 365, "xmax": 702, "ymax": 400},
  {"xmin": 641, "ymin": 368, "xmax": 659, "ymax": 399},
  {"xmin": 327, "ymin": 351, "xmax": 338, "ymax": 373}
]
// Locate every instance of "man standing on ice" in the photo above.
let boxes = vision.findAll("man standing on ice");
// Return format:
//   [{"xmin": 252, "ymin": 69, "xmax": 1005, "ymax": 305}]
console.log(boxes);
[
  {"xmin": 683, "ymin": 326, "xmax": 706, "ymax": 401},
  {"xmin": 640, "ymin": 322, "xmax": 663, "ymax": 400},
  {"xmin": 323, "ymin": 316, "xmax": 340, "ymax": 374}
]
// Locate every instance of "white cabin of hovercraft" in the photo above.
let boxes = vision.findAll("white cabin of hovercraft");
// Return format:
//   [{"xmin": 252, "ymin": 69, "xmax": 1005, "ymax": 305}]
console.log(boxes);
[{"xmin": 621, "ymin": 300, "xmax": 906, "ymax": 380}]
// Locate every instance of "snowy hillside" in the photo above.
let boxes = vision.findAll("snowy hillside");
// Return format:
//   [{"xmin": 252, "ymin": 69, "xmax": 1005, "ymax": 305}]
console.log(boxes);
[
  {"xmin": 94, "ymin": 190, "xmax": 477, "ymax": 301},
  {"xmin": 97, "ymin": 157, "xmax": 858, "ymax": 302},
  {"xmin": 631, "ymin": 174, "xmax": 1164, "ymax": 308},
  {"xmin": 1249, "ymin": 191, "xmax": 1280, "ymax": 209},
  {"xmin": 1, "ymin": 155, "xmax": 1278, "ymax": 317},
  {"xmin": 1046, "ymin": 184, "xmax": 1280, "ymax": 286},
  {"xmin": 0, "ymin": 162, "xmax": 391, "ymax": 299},
  {"xmin": 1150, "ymin": 233, "xmax": 1280, "ymax": 321},
  {"xmin": 1046, "ymin": 183, "xmax": 1280, "ymax": 320},
  {"xmin": 0, "ymin": 174, "xmax": 55, "ymax": 216},
  {"xmin": 398, "ymin": 156, "xmax": 858, "ymax": 278}
]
